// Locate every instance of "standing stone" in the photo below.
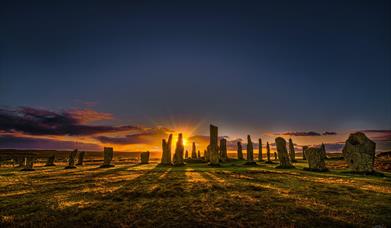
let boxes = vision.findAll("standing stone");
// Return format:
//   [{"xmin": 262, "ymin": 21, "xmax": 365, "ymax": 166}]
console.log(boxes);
[
  {"xmin": 265, "ymin": 142, "xmax": 274, "ymax": 164},
  {"xmin": 320, "ymin": 143, "xmax": 327, "ymax": 158},
  {"xmin": 288, "ymin": 138, "xmax": 296, "ymax": 162},
  {"xmin": 245, "ymin": 135, "xmax": 256, "ymax": 165},
  {"xmin": 100, "ymin": 147, "xmax": 114, "ymax": 168},
  {"xmin": 237, "ymin": 141, "xmax": 244, "ymax": 160},
  {"xmin": 342, "ymin": 132, "xmax": 376, "ymax": 173},
  {"xmin": 304, "ymin": 146, "xmax": 328, "ymax": 171},
  {"xmin": 21, "ymin": 156, "xmax": 35, "ymax": 171},
  {"xmin": 302, "ymin": 146, "xmax": 308, "ymax": 160},
  {"xmin": 258, "ymin": 138, "xmax": 264, "ymax": 161},
  {"xmin": 191, "ymin": 142, "xmax": 197, "ymax": 159},
  {"xmin": 173, "ymin": 133, "xmax": 185, "ymax": 166},
  {"xmin": 198, "ymin": 150, "xmax": 201, "ymax": 159},
  {"xmin": 76, "ymin": 151, "xmax": 85, "ymax": 166},
  {"xmin": 208, "ymin": 125, "xmax": 220, "ymax": 166},
  {"xmin": 140, "ymin": 151, "xmax": 150, "ymax": 164},
  {"xmin": 204, "ymin": 149, "xmax": 210, "ymax": 162},
  {"xmin": 274, "ymin": 152, "xmax": 278, "ymax": 161},
  {"xmin": 65, "ymin": 149, "xmax": 78, "ymax": 169},
  {"xmin": 45, "ymin": 155, "xmax": 56, "ymax": 166},
  {"xmin": 160, "ymin": 134, "xmax": 173, "ymax": 165},
  {"xmin": 220, "ymin": 138, "xmax": 228, "ymax": 162},
  {"xmin": 275, "ymin": 137, "xmax": 294, "ymax": 168},
  {"xmin": 185, "ymin": 150, "xmax": 189, "ymax": 159}
]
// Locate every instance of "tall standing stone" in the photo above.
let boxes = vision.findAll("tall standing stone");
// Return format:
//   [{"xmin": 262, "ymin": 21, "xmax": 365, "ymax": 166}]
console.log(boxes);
[
  {"xmin": 140, "ymin": 151, "xmax": 150, "ymax": 164},
  {"xmin": 208, "ymin": 125, "xmax": 220, "ymax": 166},
  {"xmin": 198, "ymin": 150, "xmax": 201, "ymax": 159},
  {"xmin": 275, "ymin": 137, "xmax": 294, "ymax": 168},
  {"xmin": 173, "ymin": 133, "xmax": 185, "ymax": 166},
  {"xmin": 45, "ymin": 155, "xmax": 56, "ymax": 166},
  {"xmin": 191, "ymin": 142, "xmax": 197, "ymax": 159},
  {"xmin": 265, "ymin": 142, "xmax": 274, "ymax": 164},
  {"xmin": 160, "ymin": 134, "xmax": 173, "ymax": 165},
  {"xmin": 65, "ymin": 149, "xmax": 78, "ymax": 169},
  {"xmin": 304, "ymin": 146, "xmax": 328, "ymax": 171},
  {"xmin": 302, "ymin": 146, "xmax": 308, "ymax": 160},
  {"xmin": 76, "ymin": 151, "xmax": 85, "ymax": 166},
  {"xmin": 220, "ymin": 138, "xmax": 228, "ymax": 162},
  {"xmin": 288, "ymin": 138, "xmax": 296, "ymax": 162},
  {"xmin": 237, "ymin": 141, "xmax": 243, "ymax": 160},
  {"xmin": 342, "ymin": 132, "xmax": 376, "ymax": 173},
  {"xmin": 100, "ymin": 147, "xmax": 114, "ymax": 168},
  {"xmin": 258, "ymin": 138, "xmax": 264, "ymax": 161},
  {"xmin": 185, "ymin": 150, "xmax": 189, "ymax": 159},
  {"xmin": 245, "ymin": 135, "xmax": 256, "ymax": 165}
]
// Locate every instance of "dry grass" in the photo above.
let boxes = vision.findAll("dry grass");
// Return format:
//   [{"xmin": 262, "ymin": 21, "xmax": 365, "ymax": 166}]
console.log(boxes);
[{"xmin": 1, "ymin": 160, "xmax": 391, "ymax": 227}]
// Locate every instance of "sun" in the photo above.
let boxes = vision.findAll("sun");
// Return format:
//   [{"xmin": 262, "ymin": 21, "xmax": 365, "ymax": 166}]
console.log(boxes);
[{"xmin": 183, "ymin": 138, "xmax": 188, "ymax": 146}]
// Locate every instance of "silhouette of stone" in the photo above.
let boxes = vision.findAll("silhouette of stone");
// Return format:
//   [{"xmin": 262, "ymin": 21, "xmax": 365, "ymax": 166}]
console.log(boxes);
[
  {"xmin": 320, "ymin": 143, "xmax": 327, "ymax": 158},
  {"xmin": 76, "ymin": 151, "xmax": 85, "ymax": 166},
  {"xmin": 304, "ymin": 146, "xmax": 328, "ymax": 172},
  {"xmin": 237, "ymin": 141, "xmax": 244, "ymax": 160},
  {"xmin": 274, "ymin": 152, "xmax": 278, "ymax": 161},
  {"xmin": 65, "ymin": 149, "xmax": 78, "ymax": 169},
  {"xmin": 100, "ymin": 147, "xmax": 114, "ymax": 168},
  {"xmin": 21, "ymin": 156, "xmax": 35, "ymax": 171},
  {"xmin": 275, "ymin": 137, "xmax": 294, "ymax": 168},
  {"xmin": 140, "ymin": 151, "xmax": 150, "ymax": 164},
  {"xmin": 204, "ymin": 148, "xmax": 209, "ymax": 162},
  {"xmin": 161, "ymin": 134, "xmax": 173, "ymax": 165},
  {"xmin": 220, "ymin": 138, "xmax": 228, "ymax": 162},
  {"xmin": 288, "ymin": 138, "xmax": 296, "ymax": 162},
  {"xmin": 198, "ymin": 150, "xmax": 201, "ymax": 159},
  {"xmin": 185, "ymin": 150, "xmax": 189, "ymax": 159},
  {"xmin": 342, "ymin": 132, "xmax": 376, "ymax": 173},
  {"xmin": 192, "ymin": 142, "xmax": 197, "ymax": 159},
  {"xmin": 245, "ymin": 135, "xmax": 256, "ymax": 165},
  {"xmin": 173, "ymin": 133, "xmax": 185, "ymax": 166},
  {"xmin": 45, "ymin": 155, "xmax": 56, "ymax": 166},
  {"xmin": 302, "ymin": 146, "xmax": 308, "ymax": 160},
  {"xmin": 265, "ymin": 142, "xmax": 274, "ymax": 164},
  {"xmin": 258, "ymin": 138, "xmax": 264, "ymax": 161},
  {"xmin": 208, "ymin": 125, "xmax": 220, "ymax": 166}
]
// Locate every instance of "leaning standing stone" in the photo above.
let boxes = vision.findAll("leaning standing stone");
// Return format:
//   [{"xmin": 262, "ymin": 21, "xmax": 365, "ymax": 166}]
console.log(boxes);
[
  {"xmin": 245, "ymin": 135, "xmax": 256, "ymax": 165},
  {"xmin": 208, "ymin": 125, "xmax": 220, "ymax": 166},
  {"xmin": 258, "ymin": 138, "xmax": 264, "ymax": 161},
  {"xmin": 304, "ymin": 146, "xmax": 328, "ymax": 171},
  {"xmin": 288, "ymin": 138, "xmax": 296, "ymax": 162},
  {"xmin": 275, "ymin": 137, "xmax": 294, "ymax": 168},
  {"xmin": 173, "ymin": 133, "xmax": 185, "ymax": 166},
  {"xmin": 45, "ymin": 155, "xmax": 56, "ymax": 166},
  {"xmin": 100, "ymin": 147, "xmax": 114, "ymax": 168},
  {"xmin": 65, "ymin": 149, "xmax": 78, "ymax": 169},
  {"xmin": 140, "ymin": 151, "xmax": 150, "ymax": 164},
  {"xmin": 220, "ymin": 138, "xmax": 228, "ymax": 162},
  {"xmin": 342, "ymin": 132, "xmax": 376, "ymax": 173},
  {"xmin": 237, "ymin": 141, "xmax": 244, "ymax": 160},
  {"xmin": 76, "ymin": 151, "xmax": 85, "ymax": 166}
]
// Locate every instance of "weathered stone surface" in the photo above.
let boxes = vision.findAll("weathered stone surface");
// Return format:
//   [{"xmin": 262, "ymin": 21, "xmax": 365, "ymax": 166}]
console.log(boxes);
[
  {"xmin": 185, "ymin": 150, "xmax": 189, "ymax": 159},
  {"xmin": 173, "ymin": 133, "xmax": 185, "ymax": 166},
  {"xmin": 275, "ymin": 137, "xmax": 294, "ymax": 168},
  {"xmin": 100, "ymin": 147, "xmax": 114, "ymax": 168},
  {"xmin": 160, "ymin": 134, "xmax": 173, "ymax": 165},
  {"xmin": 76, "ymin": 151, "xmax": 85, "ymax": 166},
  {"xmin": 265, "ymin": 142, "xmax": 274, "ymax": 164},
  {"xmin": 258, "ymin": 138, "xmax": 264, "ymax": 161},
  {"xmin": 191, "ymin": 142, "xmax": 197, "ymax": 159},
  {"xmin": 208, "ymin": 125, "xmax": 220, "ymax": 166},
  {"xmin": 304, "ymin": 146, "xmax": 328, "ymax": 171},
  {"xmin": 237, "ymin": 141, "xmax": 244, "ymax": 160},
  {"xmin": 65, "ymin": 149, "xmax": 78, "ymax": 169},
  {"xmin": 302, "ymin": 146, "xmax": 308, "ymax": 160},
  {"xmin": 320, "ymin": 143, "xmax": 327, "ymax": 158},
  {"xmin": 45, "ymin": 155, "xmax": 56, "ymax": 166},
  {"xmin": 140, "ymin": 151, "xmax": 150, "ymax": 164},
  {"xmin": 342, "ymin": 132, "xmax": 376, "ymax": 173},
  {"xmin": 220, "ymin": 138, "xmax": 228, "ymax": 162},
  {"xmin": 21, "ymin": 157, "xmax": 35, "ymax": 171},
  {"xmin": 274, "ymin": 152, "xmax": 278, "ymax": 161},
  {"xmin": 288, "ymin": 138, "xmax": 296, "ymax": 162},
  {"xmin": 245, "ymin": 135, "xmax": 256, "ymax": 165}
]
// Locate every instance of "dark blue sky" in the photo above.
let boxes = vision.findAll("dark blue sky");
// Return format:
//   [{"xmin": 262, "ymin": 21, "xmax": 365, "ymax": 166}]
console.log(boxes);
[{"xmin": 1, "ymin": 0, "xmax": 390, "ymax": 135}]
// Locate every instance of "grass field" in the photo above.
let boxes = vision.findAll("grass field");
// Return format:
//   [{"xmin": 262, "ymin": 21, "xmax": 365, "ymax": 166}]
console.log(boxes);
[{"xmin": 1, "ymin": 160, "xmax": 391, "ymax": 227}]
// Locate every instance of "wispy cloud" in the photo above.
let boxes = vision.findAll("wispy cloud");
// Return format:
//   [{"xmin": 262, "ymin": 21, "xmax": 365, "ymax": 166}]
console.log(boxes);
[
  {"xmin": 95, "ymin": 127, "xmax": 173, "ymax": 145},
  {"xmin": 275, "ymin": 131, "xmax": 337, "ymax": 136}
]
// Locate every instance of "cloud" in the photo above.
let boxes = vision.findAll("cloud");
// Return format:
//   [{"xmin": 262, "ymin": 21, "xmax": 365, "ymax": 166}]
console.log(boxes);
[
  {"xmin": 322, "ymin": 131, "xmax": 337, "ymax": 135},
  {"xmin": 0, "ymin": 107, "xmax": 139, "ymax": 136},
  {"xmin": 276, "ymin": 131, "xmax": 337, "ymax": 137},
  {"xmin": 95, "ymin": 127, "xmax": 173, "ymax": 145},
  {"xmin": 0, "ymin": 135, "xmax": 101, "ymax": 150},
  {"xmin": 361, "ymin": 130, "xmax": 391, "ymax": 142}
]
